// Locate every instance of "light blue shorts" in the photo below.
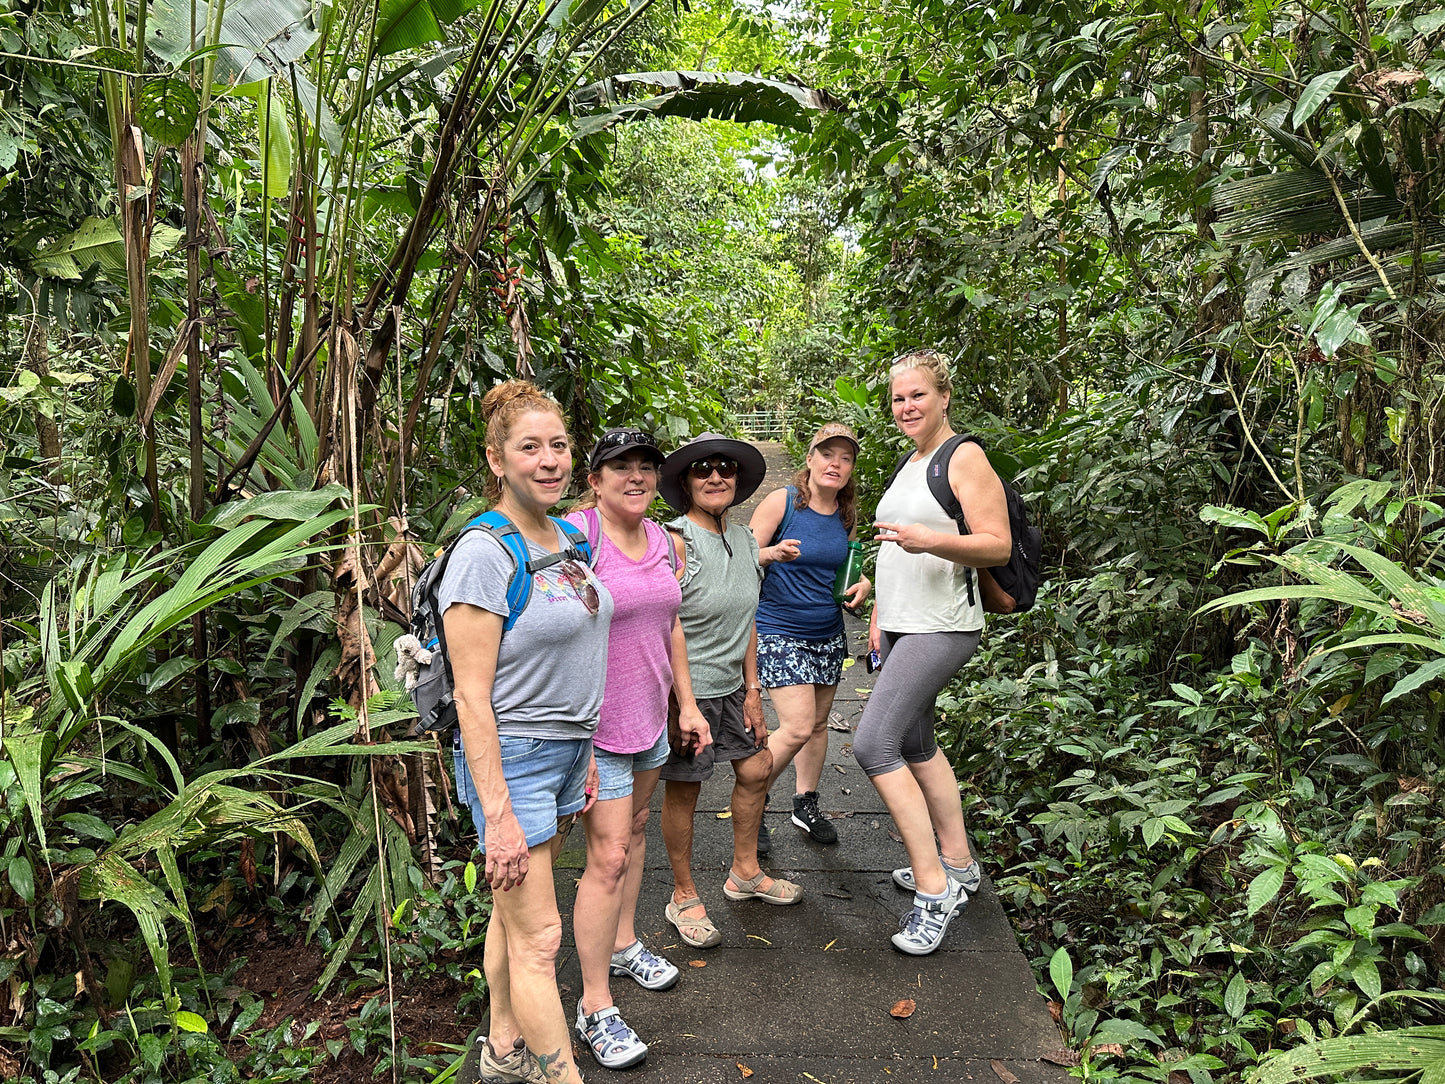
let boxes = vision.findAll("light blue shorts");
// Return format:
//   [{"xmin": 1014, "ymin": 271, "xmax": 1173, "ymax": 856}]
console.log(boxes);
[
  {"xmin": 594, "ymin": 728, "xmax": 670, "ymax": 802},
  {"xmin": 454, "ymin": 732, "xmax": 593, "ymax": 851}
]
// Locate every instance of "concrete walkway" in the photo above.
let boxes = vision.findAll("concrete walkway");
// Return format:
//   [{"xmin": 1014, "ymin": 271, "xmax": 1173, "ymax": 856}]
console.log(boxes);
[{"xmin": 459, "ymin": 442, "xmax": 1067, "ymax": 1083}]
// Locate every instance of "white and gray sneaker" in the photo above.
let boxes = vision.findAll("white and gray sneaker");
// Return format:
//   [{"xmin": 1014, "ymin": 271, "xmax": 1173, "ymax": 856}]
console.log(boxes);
[
  {"xmin": 891, "ymin": 858, "xmax": 982, "ymax": 895},
  {"xmin": 891, "ymin": 879, "xmax": 969, "ymax": 956},
  {"xmin": 610, "ymin": 939, "xmax": 680, "ymax": 991},
  {"xmin": 575, "ymin": 1001, "xmax": 649, "ymax": 1069}
]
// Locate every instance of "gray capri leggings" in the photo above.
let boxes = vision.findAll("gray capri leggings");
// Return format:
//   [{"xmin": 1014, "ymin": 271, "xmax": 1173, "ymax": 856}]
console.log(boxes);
[{"xmin": 853, "ymin": 629, "xmax": 982, "ymax": 777}]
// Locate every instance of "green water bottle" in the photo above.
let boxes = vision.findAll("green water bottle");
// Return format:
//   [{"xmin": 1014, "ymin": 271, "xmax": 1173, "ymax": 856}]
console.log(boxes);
[{"xmin": 834, "ymin": 540, "xmax": 864, "ymax": 605}]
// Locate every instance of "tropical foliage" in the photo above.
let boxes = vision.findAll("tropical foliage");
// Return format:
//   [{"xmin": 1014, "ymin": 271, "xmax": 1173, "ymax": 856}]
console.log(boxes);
[{"xmin": 2, "ymin": 0, "xmax": 1443, "ymax": 1078}]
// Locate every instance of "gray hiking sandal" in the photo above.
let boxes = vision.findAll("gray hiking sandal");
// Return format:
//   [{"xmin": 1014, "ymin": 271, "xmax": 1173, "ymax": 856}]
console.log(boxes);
[
  {"xmin": 892, "ymin": 858, "xmax": 981, "ymax": 894},
  {"xmin": 890, "ymin": 880, "xmax": 969, "ymax": 956},
  {"xmin": 610, "ymin": 939, "xmax": 680, "ymax": 991},
  {"xmin": 575, "ymin": 1001, "xmax": 649, "ymax": 1069}
]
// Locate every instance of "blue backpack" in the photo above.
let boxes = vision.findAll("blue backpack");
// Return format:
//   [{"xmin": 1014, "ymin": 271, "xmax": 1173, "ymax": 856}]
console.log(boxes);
[{"xmin": 406, "ymin": 510, "xmax": 592, "ymax": 736}]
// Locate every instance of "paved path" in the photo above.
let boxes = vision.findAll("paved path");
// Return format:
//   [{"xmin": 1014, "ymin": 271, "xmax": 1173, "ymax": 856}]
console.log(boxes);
[{"xmin": 460, "ymin": 443, "xmax": 1067, "ymax": 1083}]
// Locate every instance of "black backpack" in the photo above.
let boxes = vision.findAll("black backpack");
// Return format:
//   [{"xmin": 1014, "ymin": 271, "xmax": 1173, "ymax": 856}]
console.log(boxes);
[
  {"xmin": 883, "ymin": 435, "xmax": 1042, "ymax": 614},
  {"xmin": 404, "ymin": 510, "xmax": 593, "ymax": 738}
]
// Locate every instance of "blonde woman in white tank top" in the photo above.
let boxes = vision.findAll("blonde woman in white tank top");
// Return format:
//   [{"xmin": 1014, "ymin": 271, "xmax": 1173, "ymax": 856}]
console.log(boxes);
[{"xmin": 860, "ymin": 350, "xmax": 1012, "ymax": 955}]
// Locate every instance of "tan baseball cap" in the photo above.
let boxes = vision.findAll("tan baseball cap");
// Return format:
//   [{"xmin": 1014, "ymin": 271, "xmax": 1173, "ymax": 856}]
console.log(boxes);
[{"xmin": 808, "ymin": 422, "xmax": 860, "ymax": 455}]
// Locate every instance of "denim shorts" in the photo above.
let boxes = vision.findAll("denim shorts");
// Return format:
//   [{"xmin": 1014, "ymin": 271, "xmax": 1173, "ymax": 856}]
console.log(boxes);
[
  {"xmin": 453, "ymin": 732, "xmax": 593, "ymax": 851},
  {"xmin": 594, "ymin": 727, "xmax": 670, "ymax": 802}
]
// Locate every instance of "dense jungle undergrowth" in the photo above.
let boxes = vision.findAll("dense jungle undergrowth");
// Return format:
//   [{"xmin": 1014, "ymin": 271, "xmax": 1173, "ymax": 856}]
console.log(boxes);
[{"xmin": 2, "ymin": 0, "xmax": 1444, "ymax": 1079}]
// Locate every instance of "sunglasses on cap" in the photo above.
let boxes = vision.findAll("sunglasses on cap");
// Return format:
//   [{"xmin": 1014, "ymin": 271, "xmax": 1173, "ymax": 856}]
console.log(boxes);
[
  {"xmin": 688, "ymin": 458, "xmax": 738, "ymax": 480},
  {"xmin": 597, "ymin": 429, "xmax": 659, "ymax": 452}
]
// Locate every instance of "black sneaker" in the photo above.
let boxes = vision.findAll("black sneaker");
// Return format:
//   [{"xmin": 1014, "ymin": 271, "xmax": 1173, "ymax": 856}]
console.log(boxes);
[
  {"xmin": 756, "ymin": 816, "xmax": 772, "ymax": 855},
  {"xmin": 791, "ymin": 791, "xmax": 838, "ymax": 844}
]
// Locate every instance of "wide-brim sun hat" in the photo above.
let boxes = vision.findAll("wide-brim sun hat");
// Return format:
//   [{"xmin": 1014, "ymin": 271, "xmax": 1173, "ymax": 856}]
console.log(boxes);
[
  {"xmin": 588, "ymin": 428, "xmax": 665, "ymax": 472},
  {"xmin": 659, "ymin": 433, "xmax": 767, "ymax": 512}
]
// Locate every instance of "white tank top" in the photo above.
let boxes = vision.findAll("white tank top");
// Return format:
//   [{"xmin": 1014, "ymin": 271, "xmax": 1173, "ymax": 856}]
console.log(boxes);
[{"xmin": 875, "ymin": 453, "xmax": 985, "ymax": 634}]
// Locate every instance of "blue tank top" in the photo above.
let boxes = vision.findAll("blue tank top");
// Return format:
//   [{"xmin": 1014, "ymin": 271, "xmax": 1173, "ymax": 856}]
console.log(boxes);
[{"xmin": 756, "ymin": 502, "xmax": 849, "ymax": 640}]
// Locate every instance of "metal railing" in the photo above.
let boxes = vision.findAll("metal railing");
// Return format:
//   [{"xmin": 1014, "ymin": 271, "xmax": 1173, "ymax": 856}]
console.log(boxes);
[{"xmin": 735, "ymin": 410, "xmax": 791, "ymax": 441}]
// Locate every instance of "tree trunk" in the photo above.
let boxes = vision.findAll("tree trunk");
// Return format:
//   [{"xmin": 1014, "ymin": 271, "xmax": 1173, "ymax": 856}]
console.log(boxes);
[{"xmin": 24, "ymin": 315, "xmax": 61, "ymax": 483}]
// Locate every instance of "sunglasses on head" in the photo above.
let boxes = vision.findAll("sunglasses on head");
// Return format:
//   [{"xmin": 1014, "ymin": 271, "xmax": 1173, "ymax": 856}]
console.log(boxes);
[
  {"xmin": 598, "ymin": 429, "xmax": 658, "ymax": 451},
  {"xmin": 689, "ymin": 458, "xmax": 738, "ymax": 480}
]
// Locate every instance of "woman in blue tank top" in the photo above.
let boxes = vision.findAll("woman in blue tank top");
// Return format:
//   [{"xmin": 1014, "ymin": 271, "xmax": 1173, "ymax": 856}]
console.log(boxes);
[{"xmin": 748, "ymin": 422, "xmax": 871, "ymax": 846}]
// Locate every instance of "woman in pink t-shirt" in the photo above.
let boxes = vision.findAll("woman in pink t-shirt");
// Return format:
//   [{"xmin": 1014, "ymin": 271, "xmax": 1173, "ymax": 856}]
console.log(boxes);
[{"xmin": 564, "ymin": 429, "xmax": 713, "ymax": 1070}]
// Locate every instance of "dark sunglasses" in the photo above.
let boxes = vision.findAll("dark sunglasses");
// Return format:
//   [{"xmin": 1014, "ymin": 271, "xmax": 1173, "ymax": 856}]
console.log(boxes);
[
  {"xmin": 689, "ymin": 458, "xmax": 738, "ymax": 480},
  {"xmin": 598, "ymin": 429, "xmax": 659, "ymax": 451},
  {"xmin": 559, "ymin": 560, "xmax": 600, "ymax": 616}
]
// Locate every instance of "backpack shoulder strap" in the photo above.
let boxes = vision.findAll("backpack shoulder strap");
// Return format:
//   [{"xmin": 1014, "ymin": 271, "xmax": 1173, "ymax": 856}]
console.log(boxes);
[
  {"xmin": 769, "ymin": 486, "xmax": 798, "ymax": 546},
  {"xmin": 473, "ymin": 511, "xmax": 534, "ymax": 631},
  {"xmin": 552, "ymin": 515, "xmax": 593, "ymax": 566},
  {"xmin": 926, "ymin": 435, "xmax": 975, "ymax": 536},
  {"xmin": 579, "ymin": 507, "xmax": 601, "ymax": 561}
]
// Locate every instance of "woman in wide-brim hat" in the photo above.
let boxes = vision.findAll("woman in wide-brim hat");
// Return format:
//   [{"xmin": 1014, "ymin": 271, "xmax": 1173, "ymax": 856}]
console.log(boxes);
[{"xmin": 658, "ymin": 433, "xmax": 803, "ymax": 951}]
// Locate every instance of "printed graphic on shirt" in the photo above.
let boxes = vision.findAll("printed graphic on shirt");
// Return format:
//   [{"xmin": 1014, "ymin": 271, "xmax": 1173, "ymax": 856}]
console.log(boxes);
[{"xmin": 532, "ymin": 565, "xmax": 601, "ymax": 605}]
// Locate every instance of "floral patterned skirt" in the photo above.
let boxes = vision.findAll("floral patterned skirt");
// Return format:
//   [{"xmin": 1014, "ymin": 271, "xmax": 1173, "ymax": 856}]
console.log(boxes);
[{"xmin": 757, "ymin": 631, "xmax": 847, "ymax": 689}]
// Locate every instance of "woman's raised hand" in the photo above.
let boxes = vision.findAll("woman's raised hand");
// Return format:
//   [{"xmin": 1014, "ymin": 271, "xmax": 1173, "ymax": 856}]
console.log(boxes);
[
  {"xmin": 769, "ymin": 538, "xmax": 802, "ymax": 563},
  {"xmin": 874, "ymin": 521, "xmax": 936, "ymax": 555}
]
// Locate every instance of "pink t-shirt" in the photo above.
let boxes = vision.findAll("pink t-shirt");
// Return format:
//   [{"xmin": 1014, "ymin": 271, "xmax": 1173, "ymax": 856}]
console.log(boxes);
[{"xmin": 566, "ymin": 510, "xmax": 681, "ymax": 754}]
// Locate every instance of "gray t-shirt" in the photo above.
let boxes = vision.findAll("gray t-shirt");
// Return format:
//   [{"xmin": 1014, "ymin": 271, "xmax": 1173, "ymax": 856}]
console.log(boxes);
[
  {"xmin": 438, "ymin": 523, "xmax": 614, "ymax": 739},
  {"xmin": 669, "ymin": 515, "xmax": 762, "ymax": 699}
]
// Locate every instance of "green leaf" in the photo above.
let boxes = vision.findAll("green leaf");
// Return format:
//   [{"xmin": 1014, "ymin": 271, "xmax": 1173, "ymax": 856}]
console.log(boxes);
[
  {"xmin": 7, "ymin": 856, "xmax": 34, "ymax": 905},
  {"xmin": 1089, "ymin": 1017, "xmax": 1164, "ymax": 1047},
  {"xmin": 1224, "ymin": 971, "xmax": 1248, "ymax": 1018},
  {"xmin": 4, "ymin": 728, "xmax": 50, "ymax": 854},
  {"xmin": 1352, "ymin": 959, "xmax": 1382, "ymax": 1001},
  {"xmin": 1199, "ymin": 505, "xmax": 1269, "ymax": 534},
  {"xmin": 1049, "ymin": 945, "xmax": 1073, "ymax": 999},
  {"xmin": 572, "ymin": 71, "xmax": 840, "ymax": 137},
  {"xmin": 58, "ymin": 813, "xmax": 117, "ymax": 842},
  {"xmin": 136, "ymin": 79, "xmax": 199, "ymax": 146},
  {"xmin": 464, "ymin": 860, "xmax": 478, "ymax": 894},
  {"xmin": 1383, "ymin": 659, "xmax": 1445, "ymax": 705},
  {"xmin": 1247, "ymin": 864, "xmax": 1286, "ymax": 916},
  {"xmin": 1142, "ymin": 817, "xmax": 1165, "ymax": 848},
  {"xmin": 254, "ymin": 82, "xmax": 293, "ymax": 200},
  {"xmin": 148, "ymin": 656, "xmax": 201, "ymax": 693},
  {"xmin": 174, "ymin": 1011, "xmax": 208, "ymax": 1033},
  {"xmin": 112, "ymin": 375, "xmax": 136, "ymax": 417},
  {"xmin": 1293, "ymin": 69, "xmax": 1354, "ymax": 129},
  {"xmin": 204, "ymin": 483, "xmax": 349, "ymax": 530}
]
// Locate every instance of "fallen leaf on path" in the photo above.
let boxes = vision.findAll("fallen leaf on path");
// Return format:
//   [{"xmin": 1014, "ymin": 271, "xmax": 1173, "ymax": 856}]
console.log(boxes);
[
  {"xmin": 834, "ymin": 764, "xmax": 847, "ymax": 774},
  {"xmin": 1042, "ymin": 1050, "xmax": 1082, "ymax": 1067},
  {"xmin": 715, "ymin": 811, "xmax": 732, "ymax": 819},
  {"xmin": 737, "ymin": 1063, "xmax": 754, "ymax": 1078},
  {"xmin": 823, "ymin": 938, "xmax": 837, "ymax": 951},
  {"xmin": 689, "ymin": 960, "xmax": 707, "ymax": 968},
  {"xmin": 1047, "ymin": 1000, "xmax": 1063, "ymax": 1023},
  {"xmin": 823, "ymin": 890, "xmax": 853, "ymax": 900},
  {"xmin": 841, "ymin": 787, "xmax": 851, "ymax": 795},
  {"xmin": 990, "ymin": 1059, "xmax": 1019, "ymax": 1084},
  {"xmin": 828, "ymin": 712, "xmax": 850, "ymax": 730},
  {"xmin": 1094, "ymin": 1045, "xmax": 1125, "ymax": 1057},
  {"xmin": 889, "ymin": 999, "xmax": 916, "ymax": 1018},
  {"xmin": 746, "ymin": 934, "xmax": 772, "ymax": 944},
  {"xmin": 841, "ymin": 658, "xmax": 855, "ymax": 670}
]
